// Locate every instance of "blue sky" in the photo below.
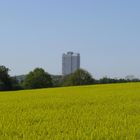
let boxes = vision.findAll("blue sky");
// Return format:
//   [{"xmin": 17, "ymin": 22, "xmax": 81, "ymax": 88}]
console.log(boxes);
[{"xmin": 0, "ymin": 0, "xmax": 140, "ymax": 78}]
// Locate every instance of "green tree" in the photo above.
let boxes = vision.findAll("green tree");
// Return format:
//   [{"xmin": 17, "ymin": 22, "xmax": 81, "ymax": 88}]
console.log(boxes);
[
  {"xmin": 23, "ymin": 68, "xmax": 53, "ymax": 89},
  {"xmin": 65, "ymin": 69, "xmax": 94, "ymax": 86},
  {"xmin": 0, "ymin": 65, "xmax": 12, "ymax": 90}
]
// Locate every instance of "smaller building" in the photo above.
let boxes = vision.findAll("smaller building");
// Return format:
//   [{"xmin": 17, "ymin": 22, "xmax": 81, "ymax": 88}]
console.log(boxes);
[{"xmin": 62, "ymin": 52, "xmax": 80, "ymax": 75}]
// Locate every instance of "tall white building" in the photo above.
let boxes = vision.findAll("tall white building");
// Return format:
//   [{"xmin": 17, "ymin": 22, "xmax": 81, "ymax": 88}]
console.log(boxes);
[{"xmin": 62, "ymin": 52, "xmax": 80, "ymax": 75}]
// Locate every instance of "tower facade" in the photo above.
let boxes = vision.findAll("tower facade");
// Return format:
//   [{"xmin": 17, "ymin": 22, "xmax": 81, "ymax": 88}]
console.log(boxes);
[{"xmin": 62, "ymin": 52, "xmax": 80, "ymax": 75}]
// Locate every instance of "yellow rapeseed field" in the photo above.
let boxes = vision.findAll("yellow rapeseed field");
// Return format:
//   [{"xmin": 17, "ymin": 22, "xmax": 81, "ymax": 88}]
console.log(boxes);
[{"xmin": 0, "ymin": 83, "xmax": 140, "ymax": 140}]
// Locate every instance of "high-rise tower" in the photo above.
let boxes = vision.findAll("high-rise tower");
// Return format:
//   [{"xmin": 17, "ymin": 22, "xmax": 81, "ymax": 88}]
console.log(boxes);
[{"xmin": 62, "ymin": 52, "xmax": 80, "ymax": 75}]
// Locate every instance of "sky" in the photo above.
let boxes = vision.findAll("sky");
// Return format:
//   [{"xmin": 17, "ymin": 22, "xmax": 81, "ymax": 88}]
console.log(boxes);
[{"xmin": 0, "ymin": 0, "xmax": 140, "ymax": 78}]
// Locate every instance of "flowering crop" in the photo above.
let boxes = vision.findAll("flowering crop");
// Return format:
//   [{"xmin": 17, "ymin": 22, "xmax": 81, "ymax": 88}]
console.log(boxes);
[{"xmin": 0, "ymin": 83, "xmax": 140, "ymax": 140}]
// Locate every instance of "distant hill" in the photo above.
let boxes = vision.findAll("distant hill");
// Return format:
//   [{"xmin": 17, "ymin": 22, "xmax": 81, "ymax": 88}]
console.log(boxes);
[{"xmin": 15, "ymin": 75, "xmax": 26, "ymax": 83}]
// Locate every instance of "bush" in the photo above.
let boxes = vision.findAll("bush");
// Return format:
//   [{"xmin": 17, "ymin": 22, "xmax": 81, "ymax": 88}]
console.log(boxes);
[
  {"xmin": 64, "ymin": 69, "xmax": 95, "ymax": 86},
  {"xmin": 23, "ymin": 68, "xmax": 53, "ymax": 89}
]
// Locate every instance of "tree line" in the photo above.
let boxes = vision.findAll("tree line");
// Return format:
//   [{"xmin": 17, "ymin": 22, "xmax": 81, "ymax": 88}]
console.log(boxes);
[{"xmin": 0, "ymin": 65, "xmax": 140, "ymax": 91}]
